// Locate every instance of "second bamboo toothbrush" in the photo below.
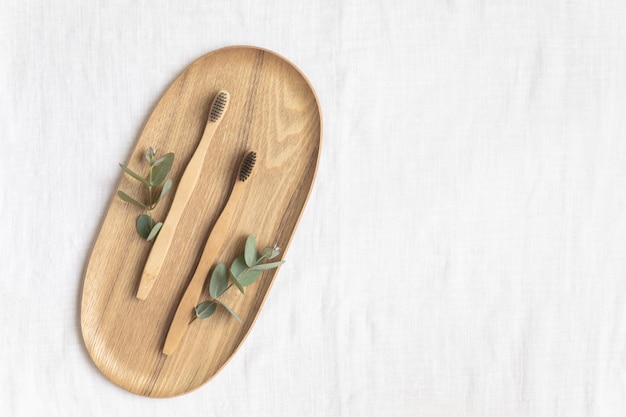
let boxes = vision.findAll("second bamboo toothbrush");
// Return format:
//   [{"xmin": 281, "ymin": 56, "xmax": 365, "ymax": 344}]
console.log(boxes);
[
  {"xmin": 137, "ymin": 90, "xmax": 230, "ymax": 300},
  {"xmin": 163, "ymin": 150, "xmax": 257, "ymax": 355}
]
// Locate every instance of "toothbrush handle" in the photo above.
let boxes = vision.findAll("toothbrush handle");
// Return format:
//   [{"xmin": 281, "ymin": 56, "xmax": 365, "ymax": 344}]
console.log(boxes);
[
  {"xmin": 162, "ymin": 183, "xmax": 244, "ymax": 355},
  {"xmin": 136, "ymin": 122, "xmax": 219, "ymax": 300}
]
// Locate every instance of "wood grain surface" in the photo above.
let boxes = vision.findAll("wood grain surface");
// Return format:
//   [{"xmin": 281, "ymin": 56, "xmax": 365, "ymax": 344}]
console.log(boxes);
[{"xmin": 80, "ymin": 46, "xmax": 322, "ymax": 397}]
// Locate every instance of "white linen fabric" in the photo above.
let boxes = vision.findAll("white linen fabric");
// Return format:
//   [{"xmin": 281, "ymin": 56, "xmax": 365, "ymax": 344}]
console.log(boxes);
[{"xmin": 2, "ymin": 0, "xmax": 626, "ymax": 415}]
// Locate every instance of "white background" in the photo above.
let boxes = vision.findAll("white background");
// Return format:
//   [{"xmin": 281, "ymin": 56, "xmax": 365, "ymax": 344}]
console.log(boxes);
[{"xmin": 2, "ymin": 0, "xmax": 626, "ymax": 415}]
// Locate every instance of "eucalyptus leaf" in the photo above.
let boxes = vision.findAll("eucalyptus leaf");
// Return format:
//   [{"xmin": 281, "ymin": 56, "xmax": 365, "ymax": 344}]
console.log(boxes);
[
  {"xmin": 151, "ymin": 153, "xmax": 170, "ymax": 167},
  {"xmin": 230, "ymin": 255, "xmax": 247, "ymax": 276},
  {"xmin": 145, "ymin": 147, "xmax": 156, "ymax": 165},
  {"xmin": 244, "ymin": 234, "xmax": 257, "ymax": 266},
  {"xmin": 239, "ymin": 270, "xmax": 261, "ymax": 287},
  {"xmin": 149, "ymin": 153, "xmax": 174, "ymax": 186},
  {"xmin": 216, "ymin": 300, "xmax": 241, "ymax": 323},
  {"xmin": 251, "ymin": 260, "xmax": 285, "ymax": 271},
  {"xmin": 146, "ymin": 222, "xmax": 163, "ymax": 241},
  {"xmin": 262, "ymin": 246, "xmax": 282, "ymax": 259},
  {"xmin": 209, "ymin": 263, "xmax": 228, "ymax": 298},
  {"xmin": 269, "ymin": 246, "xmax": 281, "ymax": 259},
  {"xmin": 157, "ymin": 178, "xmax": 173, "ymax": 203},
  {"xmin": 195, "ymin": 301, "xmax": 217, "ymax": 319},
  {"xmin": 136, "ymin": 215, "xmax": 155, "ymax": 239},
  {"xmin": 238, "ymin": 269, "xmax": 261, "ymax": 286},
  {"xmin": 119, "ymin": 164, "xmax": 150, "ymax": 186},
  {"xmin": 118, "ymin": 191, "xmax": 147, "ymax": 209},
  {"xmin": 231, "ymin": 255, "xmax": 261, "ymax": 286},
  {"xmin": 230, "ymin": 272, "xmax": 244, "ymax": 294}
]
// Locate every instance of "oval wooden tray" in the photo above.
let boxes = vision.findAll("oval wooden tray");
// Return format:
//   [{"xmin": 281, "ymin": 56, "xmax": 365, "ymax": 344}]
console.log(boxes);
[{"xmin": 80, "ymin": 46, "xmax": 322, "ymax": 397}]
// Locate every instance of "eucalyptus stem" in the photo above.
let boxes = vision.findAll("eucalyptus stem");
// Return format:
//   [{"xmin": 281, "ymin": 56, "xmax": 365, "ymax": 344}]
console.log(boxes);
[
  {"xmin": 194, "ymin": 234, "xmax": 285, "ymax": 322},
  {"xmin": 147, "ymin": 168, "xmax": 154, "ymax": 224},
  {"xmin": 118, "ymin": 147, "xmax": 174, "ymax": 240}
]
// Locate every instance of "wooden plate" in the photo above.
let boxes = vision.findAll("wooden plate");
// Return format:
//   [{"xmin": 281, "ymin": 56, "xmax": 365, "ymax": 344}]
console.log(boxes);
[{"xmin": 80, "ymin": 46, "xmax": 322, "ymax": 397}]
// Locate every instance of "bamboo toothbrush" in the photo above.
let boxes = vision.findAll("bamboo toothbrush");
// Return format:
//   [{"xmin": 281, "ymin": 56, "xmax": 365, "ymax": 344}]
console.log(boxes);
[
  {"xmin": 136, "ymin": 91, "xmax": 230, "ymax": 300},
  {"xmin": 162, "ymin": 151, "xmax": 257, "ymax": 355}
]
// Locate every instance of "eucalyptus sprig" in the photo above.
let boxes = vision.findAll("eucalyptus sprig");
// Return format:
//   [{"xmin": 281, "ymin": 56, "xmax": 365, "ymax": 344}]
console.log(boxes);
[
  {"xmin": 118, "ymin": 147, "xmax": 174, "ymax": 241},
  {"xmin": 195, "ymin": 234, "xmax": 285, "ymax": 322}
]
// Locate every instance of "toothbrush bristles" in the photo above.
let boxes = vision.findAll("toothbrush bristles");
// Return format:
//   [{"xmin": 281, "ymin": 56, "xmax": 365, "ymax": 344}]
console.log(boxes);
[
  {"xmin": 209, "ymin": 91, "xmax": 229, "ymax": 122},
  {"xmin": 239, "ymin": 151, "xmax": 256, "ymax": 182}
]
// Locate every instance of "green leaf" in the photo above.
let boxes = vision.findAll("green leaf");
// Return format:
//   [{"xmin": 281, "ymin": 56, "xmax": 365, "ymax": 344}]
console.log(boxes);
[
  {"xmin": 251, "ymin": 260, "xmax": 285, "ymax": 271},
  {"xmin": 136, "ymin": 215, "xmax": 155, "ymax": 239},
  {"xmin": 152, "ymin": 153, "xmax": 170, "ymax": 167},
  {"xmin": 262, "ymin": 245, "xmax": 282, "ymax": 259},
  {"xmin": 195, "ymin": 301, "xmax": 217, "ymax": 319},
  {"xmin": 270, "ymin": 246, "xmax": 281, "ymax": 259},
  {"xmin": 149, "ymin": 153, "xmax": 174, "ymax": 186},
  {"xmin": 230, "ymin": 272, "xmax": 244, "ymax": 294},
  {"xmin": 239, "ymin": 269, "xmax": 261, "ymax": 286},
  {"xmin": 156, "ymin": 178, "xmax": 173, "ymax": 204},
  {"xmin": 216, "ymin": 300, "xmax": 241, "ymax": 323},
  {"xmin": 119, "ymin": 164, "xmax": 150, "ymax": 186},
  {"xmin": 231, "ymin": 255, "xmax": 261, "ymax": 286},
  {"xmin": 230, "ymin": 255, "xmax": 247, "ymax": 277},
  {"xmin": 146, "ymin": 222, "xmax": 163, "ymax": 241},
  {"xmin": 244, "ymin": 234, "xmax": 257, "ymax": 266},
  {"xmin": 118, "ymin": 191, "xmax": 147, "ymax": 209},
  {"xmin": 145, "ymin": 147, "xmax": 156, "ymax": 165},
  {"xmin": 209, "ymin": 263, "xmax": 228, "ymax": 298}
]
